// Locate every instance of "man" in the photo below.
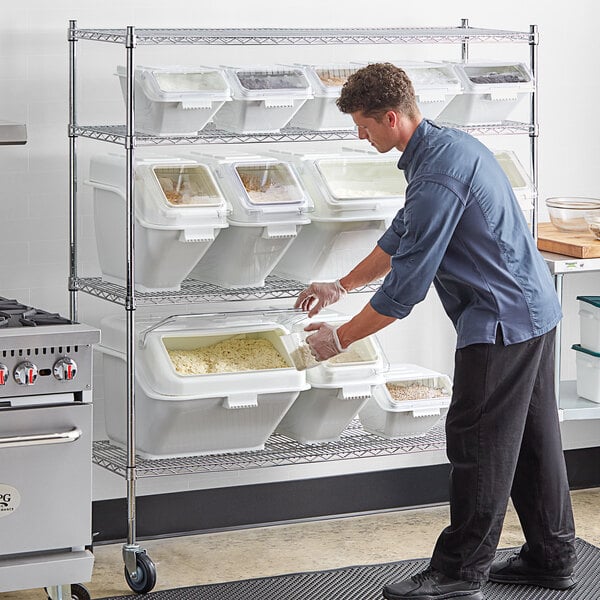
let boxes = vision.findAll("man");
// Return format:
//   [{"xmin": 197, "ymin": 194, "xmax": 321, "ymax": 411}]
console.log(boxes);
[{"xmin": 295, "ymin": 63, "xmax": 577, "ymax": 600}]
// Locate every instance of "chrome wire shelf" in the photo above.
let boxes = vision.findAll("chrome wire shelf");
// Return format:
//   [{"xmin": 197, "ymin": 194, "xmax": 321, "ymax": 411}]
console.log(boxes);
[
  {"xmin": 73, "ymin": 26, "xmax": 533, "ymax": 46},
  {"xmin": 72, "ymin": 121, "xmax": 533, "ymax": 146},
  {"xmin": 71, "ymin": 124, "xmax": 359, "ymax": 146},
  {"xmin": 92, "ymin": 419, "xmax": 447, "ymax": 478},
  {"xmin": 75, "ymin": 275, "xmax": 381, "ymax": 306}
]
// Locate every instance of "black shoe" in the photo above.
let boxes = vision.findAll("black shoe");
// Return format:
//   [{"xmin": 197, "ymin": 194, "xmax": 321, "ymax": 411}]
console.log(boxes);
[
  {"xmin": 488, "ymin": 553, "xmax": 576, "ymax": 590},
  {"xmin": 382, "ymin": 567, "xmax": 484, "ymax": 600}
]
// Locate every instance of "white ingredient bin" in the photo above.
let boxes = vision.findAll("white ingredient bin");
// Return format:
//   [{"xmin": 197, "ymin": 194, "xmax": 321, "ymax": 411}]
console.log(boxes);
[
  {"xmin": 212, "ymin": 66, "xmax": 312, "ymax": 133},
  {"xmin": 270, "ymin": 150, "xmax": 406, "ymax": 283},
  {"xmin": 98, "ymin": 313, "xmax": 309, "ymax": 459},
  {"xmin": 392, "ymin": 61, "xmax": 462, "ymax": 120},
  {"xmin": 187, "ymin": 151, "xmax": 311, "ymax": 288},
  {"xmin": 493, "ymin": 150, "xmax": 535, "ymax": 217},
  {"xmin": 572, "ymin": 344, "xmax": 600, "ymax": 404},
  {"xmin": 288, "ymin": 63, "xmax": 363, "ymax": 130},
  {"xmin": 577, "ymin": 296, "xmax": 600, "ymax": 353},
  {"xmin": 438, "ymin": 62, "xmax": 534, "ymax": 124},
  {"xmin": 276, "ymin": 320, "xmax": 384, "ymax": 444},
  {"xmin": 116, "ymin": 65, "xmax": 231, "ymax": 135},
  {"xmin": 88, "ymin": 154, "xmax": 229, "ymax": 292},
  {"xmin": 359, "ymin": 364, "xmax": 452, "ymax": 438}
]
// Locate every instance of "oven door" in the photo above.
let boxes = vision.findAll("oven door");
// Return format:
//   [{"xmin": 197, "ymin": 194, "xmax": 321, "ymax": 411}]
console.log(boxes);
[{"xmin": 0, "ymin": 402, "xmax": 92, "ymax": 556}]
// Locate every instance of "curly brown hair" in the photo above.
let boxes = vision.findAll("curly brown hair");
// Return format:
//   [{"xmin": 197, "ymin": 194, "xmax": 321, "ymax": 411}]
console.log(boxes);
[{"xmin": 336, "ymin": 62, "xmax": 419, "ymax": 121}]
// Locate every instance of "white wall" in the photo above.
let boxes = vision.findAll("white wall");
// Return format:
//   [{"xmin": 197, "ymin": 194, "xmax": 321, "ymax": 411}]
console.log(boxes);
[{"xmin": 1, "ymin": 0, "xmax": 599, "ymax": 382}]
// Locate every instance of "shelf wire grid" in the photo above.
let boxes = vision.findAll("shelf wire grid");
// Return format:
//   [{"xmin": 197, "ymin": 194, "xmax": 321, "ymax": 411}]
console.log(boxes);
[
  {"xmin": 92, "ymin": 419, "xmax": 447, "ymax": 478},
  {"xmin": 75, "ymin": 275, "xmax": 381, "ymax": 305},
  {"xmin": 71, "ymin": 122, "xmax": 533, "ymax": 146},
  {"xmin": 73, "ymin": 27, "xmax": 533, "ymax": 46}
]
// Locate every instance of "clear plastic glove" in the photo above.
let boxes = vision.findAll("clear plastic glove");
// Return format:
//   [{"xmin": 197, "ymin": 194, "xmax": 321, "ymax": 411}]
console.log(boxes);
[
  {"xmin": 294, "ymin": 280, "xmax": 347, "ymax": 317},
  {"xmin": 305, "ymin": 322, "xmax": 346, "ymax": 362}
]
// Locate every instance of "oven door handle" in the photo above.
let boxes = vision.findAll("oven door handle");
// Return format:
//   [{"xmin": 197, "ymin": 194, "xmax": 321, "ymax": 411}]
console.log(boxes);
[{"xmin": 0, "ymin": 427, "xmax": 82, "ymax": 448}]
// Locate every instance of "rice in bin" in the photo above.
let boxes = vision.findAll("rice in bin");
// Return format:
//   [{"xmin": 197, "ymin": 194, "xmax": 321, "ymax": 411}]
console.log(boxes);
[
  {"xmin": 167, "ymin": 336, "xmax": 288, "ymax": 374},
  {"xmin": 386, "ymin": 382, "xmax": 447, "ymax": 402}
]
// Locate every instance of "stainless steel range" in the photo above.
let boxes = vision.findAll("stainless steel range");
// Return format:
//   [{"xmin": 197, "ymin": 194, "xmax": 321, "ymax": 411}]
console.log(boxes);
[{"xmin": 0, "ymin": 297, "xmax": 100, "ymax": 600}]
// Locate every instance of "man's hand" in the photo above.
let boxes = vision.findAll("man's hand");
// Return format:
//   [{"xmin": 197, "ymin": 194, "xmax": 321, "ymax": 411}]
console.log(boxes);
[
  {"xmin": 305, "ymin": 322, "xmax": 346, "ymax": 361},
  {"xmin": 294, "ymin": 281, "xmax": 347, "ymax": 317}
]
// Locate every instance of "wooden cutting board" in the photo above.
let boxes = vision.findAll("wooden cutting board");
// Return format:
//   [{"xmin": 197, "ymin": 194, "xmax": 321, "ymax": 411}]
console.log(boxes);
[{"xmin": 537, "ymin": 222, "xmax": 600, "ymax": 258}]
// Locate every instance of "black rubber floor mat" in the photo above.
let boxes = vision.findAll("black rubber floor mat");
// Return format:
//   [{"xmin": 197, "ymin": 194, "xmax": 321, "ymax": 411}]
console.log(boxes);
[{"xmin": 99, "ymin": 538, "xmax": 599, "ymax": 600}]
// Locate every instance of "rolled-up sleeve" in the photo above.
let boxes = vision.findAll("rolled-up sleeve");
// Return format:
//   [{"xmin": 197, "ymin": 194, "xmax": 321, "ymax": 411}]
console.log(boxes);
[
  {"xmin": 377, "ymin": 207, "xmax": 406, "ymax": 255},
  {"xmin": 371, "ymin": 179, "xmax": 466, "ymax": 319}
]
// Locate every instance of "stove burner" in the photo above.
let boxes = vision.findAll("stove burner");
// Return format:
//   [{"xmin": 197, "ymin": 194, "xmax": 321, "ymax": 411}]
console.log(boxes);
[
  {"xmin": 0, "ymin": 298, "xmax": 72, "ymax": 328},
  {"xmin": 20, "ymin": 312, "xmax": 72, "ymax": 327}
]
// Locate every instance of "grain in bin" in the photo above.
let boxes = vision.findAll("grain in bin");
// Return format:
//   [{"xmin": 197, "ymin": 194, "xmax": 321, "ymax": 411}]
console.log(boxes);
[
  {"xmin": 269, "ymin": 149, "xmax": 407, "ymax": 283},
  {"xmin": 87, "ymin": 154, "xmax": 229, "ymax": 292},
  {"xmin": 275, "ymin": 314, "xmax": 385, "ymax": 444},
  {"xmin": 115, "ymin": 65, "xmax": 231, "ymax": 135},
  {"xmin": 359, "ymin": 364, "xmax": 452, "ymax": 438},
  {"xmin": 187, "ymin": 151, "xmax": 312, "ymax": 288},
  {"xmin": 212, "ymin": 65, "xmax": 312, "ymax": 133},
  {"xmin": 97, "ymin": 313, "xmax": 309, "ymax": 459}
]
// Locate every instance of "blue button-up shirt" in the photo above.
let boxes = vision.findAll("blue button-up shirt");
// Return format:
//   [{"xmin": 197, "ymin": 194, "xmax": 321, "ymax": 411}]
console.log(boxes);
[{"xmin": 371, "ymin": 119, "xmax": 561, "ymax": 349}]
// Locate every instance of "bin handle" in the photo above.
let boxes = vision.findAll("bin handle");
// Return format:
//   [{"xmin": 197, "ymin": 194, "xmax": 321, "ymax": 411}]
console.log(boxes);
[
  {"xmin": 411, "ymin": 408, "xmax": 442, "ymax": 418},
  {"xmin": 264, "ymin": 98, "xmax": 294, "ymax": 108},
  {"xmin": 223, "ymin": 393, "xmax": 258, "ymax": 409},
  {"xmin": 337, "ymin": 383, "xmax": 373, "ymax": 400}
]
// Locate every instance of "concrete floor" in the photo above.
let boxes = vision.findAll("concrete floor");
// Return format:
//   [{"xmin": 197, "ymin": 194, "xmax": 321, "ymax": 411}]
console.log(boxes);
[{"xmin": 1, "ymin": 488, "xmax": 599, "ymax": 599}]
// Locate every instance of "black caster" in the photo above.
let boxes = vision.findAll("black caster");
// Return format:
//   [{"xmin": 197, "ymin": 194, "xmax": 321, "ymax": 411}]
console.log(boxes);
[
  {"xmin": 45, "ymin": 583, "xmax": 90, "ymax": 600},
  {"xmin": 124, "ymin": 551, "xmax": 157, "ymax": 594}
]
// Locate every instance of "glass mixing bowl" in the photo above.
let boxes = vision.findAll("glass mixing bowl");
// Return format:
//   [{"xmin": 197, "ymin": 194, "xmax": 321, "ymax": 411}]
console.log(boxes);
[{"xmin": 545, "ymin": 197, "xmax": 600, "ymax": 232}]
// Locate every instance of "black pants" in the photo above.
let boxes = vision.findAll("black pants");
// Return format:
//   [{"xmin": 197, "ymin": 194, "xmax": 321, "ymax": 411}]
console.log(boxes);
[{"xmin": 429, "ymin": 328, "xmax": 576, "ymax": 582}]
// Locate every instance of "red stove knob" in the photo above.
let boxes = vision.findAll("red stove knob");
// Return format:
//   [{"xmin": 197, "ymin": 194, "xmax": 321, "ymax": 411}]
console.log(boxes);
[
  {"xmin": 0, "ymin": 364, "xmax": 7, "ymax": 385},
  {"xmin": 53, "ymin": 357, "xmax": 77, "ymax": 381},
  {"xmin": 14, "ymin": 361, "xmax": 38, "ymax": 385}
]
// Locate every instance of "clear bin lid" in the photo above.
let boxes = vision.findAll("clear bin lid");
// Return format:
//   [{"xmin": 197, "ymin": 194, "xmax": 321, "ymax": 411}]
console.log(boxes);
[
  {"xmin": 493, "ymin": 151, "xmax": 531, "ymax": 190},
  {"xmin": 315, "ymin": 157, "xmax": 408, "ymax": 201},
  {"xmin": 314, "ymin": 65, "xmax": 359, "ymax": 87},
  {"xmin": 463, "ymin": 64, "xmax": 531, "ymax": 85},
  {"xmin": 117, "ymin": 65, "xmax": 230, "ymax": 100},
  {"xmin": 394, "ymin": 62, "xmax": 460, "ymax": 88},
  {"xmin": 235, "ymin": 162, "xmax": 306, "ymax": 205},
  {"xmin": 298, "ymin": 63, "xmax": 363, "ymax": 91},
  {"xmin": 232, "ymin": 67, "xmax": 309, "ymax": 91},
  {"xmin": 152, "ymin": 69, "xmax": 229, "ymax": 93},
  {"xmin": 152, "ymin": 164, "xmax": 224, "ymax": 207}
]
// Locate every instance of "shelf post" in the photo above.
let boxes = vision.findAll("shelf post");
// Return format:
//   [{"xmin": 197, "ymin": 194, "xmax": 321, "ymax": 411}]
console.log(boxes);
[
  {"xmin": 529, "ymin": 24, "xmax": 539, "ymax": 240},
  {"xmin": 123, "ymin": 24, "xmax": 142, "ymax": 577},
  {"xmin": 68, "ymin": 20, "xmax": 78, "ymax": 322},
  {"xmin": 460, "ymin": 18, "xmax": 469, "ymax": 62}
]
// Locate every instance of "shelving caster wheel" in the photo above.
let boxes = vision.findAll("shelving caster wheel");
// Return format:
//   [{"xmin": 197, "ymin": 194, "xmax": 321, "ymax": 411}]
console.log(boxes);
[
  {"xmin": 123, "ymin": 546, "xmax": 157, "ymax": 594},
  {"xmin": 45, "ymin": 583, "xmax": 91, "ymax": 600}
]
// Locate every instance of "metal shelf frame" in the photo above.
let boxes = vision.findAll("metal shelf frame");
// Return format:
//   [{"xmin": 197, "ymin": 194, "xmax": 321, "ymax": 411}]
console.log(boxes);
[
  {"xmin": 71, "ymin": 121, "xmax": 535, "ymax": 147},
  {"xmin": 72, "ymin": 26, "xmax": 534, "ymax": 46},
  {"xmin": 93, "ymin": 420, "xmax": 447, "ymax": 478},
  {"xmin": 74, "ymin": 275, "xmax": 382, "ymax": 306},
  {"xmin": 68, "ymin": 18, "xmax": 538, "ymax": 591}
]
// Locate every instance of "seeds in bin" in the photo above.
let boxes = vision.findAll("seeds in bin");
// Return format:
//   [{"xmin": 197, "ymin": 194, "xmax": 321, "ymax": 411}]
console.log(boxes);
[{"xmin": 386, "ymin": 382, "xmax": 446, "ymax": 402}]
